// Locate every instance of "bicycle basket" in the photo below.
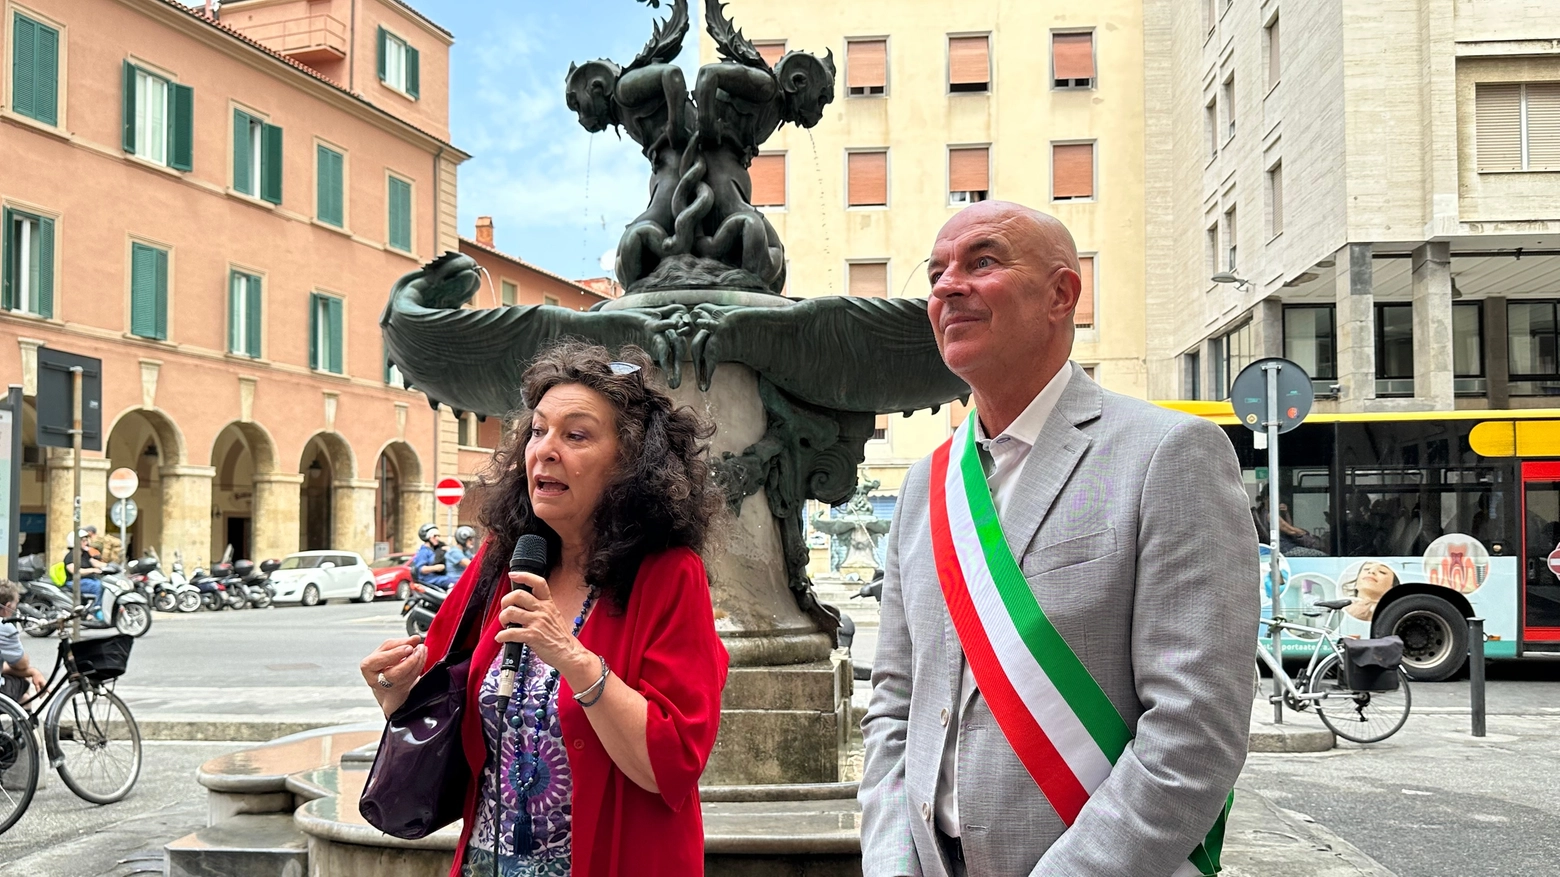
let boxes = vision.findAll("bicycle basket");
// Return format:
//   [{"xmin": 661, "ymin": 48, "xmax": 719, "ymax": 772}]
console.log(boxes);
[
  {"xmin": 69, "ymin": 634, "xmax": 134, "ymax": 681},
  {"xmin": 1340, "ymin": 636, "xmax": 1404, "ymax": 692}
]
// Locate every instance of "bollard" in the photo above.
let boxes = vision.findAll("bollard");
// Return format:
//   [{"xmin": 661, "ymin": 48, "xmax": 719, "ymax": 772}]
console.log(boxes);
[{"xmin": 1469, "ymin": 617, "xmax": 1486, "ymax": 738}]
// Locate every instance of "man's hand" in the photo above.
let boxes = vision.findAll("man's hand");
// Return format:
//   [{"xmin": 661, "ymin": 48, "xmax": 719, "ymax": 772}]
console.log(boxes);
[{"xmin": 25, "ymin": 666, "xmax": 46, "ymax": 696}]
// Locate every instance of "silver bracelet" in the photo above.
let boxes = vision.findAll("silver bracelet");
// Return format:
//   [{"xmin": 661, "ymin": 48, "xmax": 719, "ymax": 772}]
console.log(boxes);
[{"xmin": 573, "ymin": 655, "xmax": 610, "ymax": 707}]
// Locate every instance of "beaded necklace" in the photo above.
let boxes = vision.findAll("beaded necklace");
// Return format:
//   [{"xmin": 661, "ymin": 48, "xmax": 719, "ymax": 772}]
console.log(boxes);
[{"xmin": 508, "ymin": 585, "xmax": 599, "ymax": 810}]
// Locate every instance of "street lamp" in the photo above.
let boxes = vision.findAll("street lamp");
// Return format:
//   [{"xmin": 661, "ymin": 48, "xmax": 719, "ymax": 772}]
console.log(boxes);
[{"xmin": 1211, "ymin": 271, "xmax": 1253, "ymax": 291}]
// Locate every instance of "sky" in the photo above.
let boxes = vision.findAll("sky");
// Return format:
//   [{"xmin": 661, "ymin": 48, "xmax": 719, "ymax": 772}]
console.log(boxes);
[{"xmin": 410, "ymin": 0, "xmax": 703, "ymax": 281}]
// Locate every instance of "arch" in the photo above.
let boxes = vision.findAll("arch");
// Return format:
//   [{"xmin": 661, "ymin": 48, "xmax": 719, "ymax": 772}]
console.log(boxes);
[
  {"xmin": 104, "ymin": 406, "xmax": 187, "ymax": 466},
  {"xmin": 210, "ymin": 421, "xmax": 281, "ymax": 562},
  {"xmin": 372, "ymin": 439, "xmax": 423, "ymax": 486},
  {"xmin": 372, "ymin": 440, "xmax": 425, "ymax": 555},
  {"xmin": 298, "ymin": 430, "xmax": 356, "ymax": 482},
  {"xmin": 210, "ymin": 420, "xmax": 279, "ymax": 476}
]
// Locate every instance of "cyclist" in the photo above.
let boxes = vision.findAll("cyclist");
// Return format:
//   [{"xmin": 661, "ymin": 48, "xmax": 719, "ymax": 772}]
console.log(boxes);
[
  {"xmin": 0, "ymin": 580, "xmax": 47, "ymax": 702},
  {"xmin": 409, "ymin": 524, "xmax": 457, "ymax": 589}
]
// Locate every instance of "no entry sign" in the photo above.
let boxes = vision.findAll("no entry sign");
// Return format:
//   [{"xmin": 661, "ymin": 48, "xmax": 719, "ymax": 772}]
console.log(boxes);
[
  {"xmin": 435, "ymin": 477, "xmax": 465, "ymax": 507},
  {"xmin": 108, "ymin": 467, "xmax": 139, "ymax": 500}
]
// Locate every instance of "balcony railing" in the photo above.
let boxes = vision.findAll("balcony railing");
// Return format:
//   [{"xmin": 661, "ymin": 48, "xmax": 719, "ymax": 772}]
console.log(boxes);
[{"xmin": 234, "ymin": 13, "xmax": 348, "ymax": 66}]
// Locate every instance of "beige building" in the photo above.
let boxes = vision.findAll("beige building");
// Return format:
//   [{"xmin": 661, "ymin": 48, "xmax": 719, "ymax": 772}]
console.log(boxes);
[
  {"xmin": 1145, "ymin": 0, "xmax": 1560, "ymax": 413},
  {"xmin": 0, "ymin": 0, "xmax": 474, "ymax": 569},
  {"xmin": 705, "ymin": 0, "xmax": 1151, "ymax": 534}
]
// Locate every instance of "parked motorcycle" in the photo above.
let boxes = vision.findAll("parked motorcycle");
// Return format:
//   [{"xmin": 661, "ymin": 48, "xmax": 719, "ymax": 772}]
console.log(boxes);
[
  {"xmin": 230, "ymin": 558, "xmax": 276, "ymax": 609},
  {"xmin": 144, "ymin": 549, "xmax": 203, "ymax": 613},
  {"xmin": 402, "ymin": 581, "xmax": 449, "ymax": 636},
  {"xmin": 14, "ymin": 560, "xmax": 152, "ymax": 638}
]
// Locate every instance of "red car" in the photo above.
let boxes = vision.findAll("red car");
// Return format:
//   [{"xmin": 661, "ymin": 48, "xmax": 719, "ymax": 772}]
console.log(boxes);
[{"xmin": 369, "ymin": 553, "xmax": 415, "ymax": 600}]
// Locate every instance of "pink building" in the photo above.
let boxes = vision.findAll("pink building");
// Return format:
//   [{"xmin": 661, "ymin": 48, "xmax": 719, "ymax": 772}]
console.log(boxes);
[{"xmin": 0, "ymin": 0, "xmax": 480, "ymax": 568}]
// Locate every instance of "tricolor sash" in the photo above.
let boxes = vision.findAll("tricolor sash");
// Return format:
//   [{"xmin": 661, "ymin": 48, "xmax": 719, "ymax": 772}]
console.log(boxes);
[{"xmin": 929, "ymin": 417, "xmax": 1231, "ymax": 876}]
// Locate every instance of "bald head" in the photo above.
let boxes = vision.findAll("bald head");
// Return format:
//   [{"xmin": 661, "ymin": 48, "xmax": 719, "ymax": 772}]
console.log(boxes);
[{"xmin": 934, "ymin": 201, "xmax": 1080, "ymax": 276}]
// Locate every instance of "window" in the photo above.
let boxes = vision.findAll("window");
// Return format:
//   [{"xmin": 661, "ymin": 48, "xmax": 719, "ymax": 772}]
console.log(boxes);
[
  {"xmin": 2, "ymin": 208, "xmax": 54, "ymax": 318},
  {"xmin": 543, "ymin": 295, "xmax": 560, "ymax": 307},
  {"xmin": 316, "ymin": 145, "xmax": 345, "ymax": 227},
  {"xmin": 1264, "ymin": 15, "xmax": 1281, "ymax": 90},
  {"xmin": 1283, "ymin": 305, "xmax": 1336, "ymax": 381},
  {"xmin": 1267, "ymin": 163, "xmax": 1283, "ymax": 237},
  {"xmin": 753, "ymin": 41, "xmax": 786, "ymax": 68},
  {"xmin": 1052, "ymin": 32, "xmax": 1094, "ymax": 89},
  {"xmin": 1453, "ymin": 302, "xmax": 1484, "ymax": 380},
  {"xmin": 1205, "ymin": 223, "xmax": 1220, "ymax": 276},
  {"xmin": 750, "ymin": 153, "xmax": 786, "ymax": 207},
  {"xmin": 129, "ymin": 242, "xmax": 168, "ymax": 340},
  {"xmin": 11, "ymin": 12, "xmax": 59, "ymax": 126},
  {"xmin": 1205, "ymin": 98, "xmax": 1218, "ymax": 159},
  {"xmin": 846, "ymin": 39, "xmax": 887, "ymax": 96},
  {"xmin": 948, "ymin": 146, "xmax": 989, "ymax": 205},
  {"xmin": 228, "ymin": 270, "xmax": 261, "ymax": 357},
  {"xmin": 1224, "ymin": 206, "xmax": 1238, "ymax": 271},
  {"xmin": 123, "ymin": 62, "xmax": 193, "ymax": 170},
  {"xmin": 1476, "ymin": 82, "xmax": 1560, "ymax": 172},
  {"xmin": 1375, "ymin": 303, "xmax": 1414, "ymax": 394},
  {"xmin": 1210, "ymin": 335, "xmax": 1226, "ymax": 398},
  {"xmin": 948, "ymin": 35, "xmax": 990, "ymax": 93},
  {"xmin": 309, "ymin": 292, "xmax": 343, "ymax": 374},
  {"xmin": 1508, "ymin": 300, "xmax": 1560, "ymax": 394},
  {"xmin": 385, "ymin": 356, "xmax": 403, "ymax": 387},
  {"xmin": 1075, "ymin": 255, "xmax": 1096, "ymax": 328},
  {"xmin": 232, "ymin": 110, "xmax": 282, "ymax": 203},
  {"xmin": 1051, "ymin": 142, "xmax": 1095, "ymax": 201},
  {"xmin": 457, "ymin": 413, "xmax": 476, "ymax": 447},
  {"xmin": 1206, "ymin": 0, "xmax": 1219, "ymax": 33},
  {"xmin": 387, "ymin": 175, "xmax": 413, "ymax": 252},
  {"xmin": 1214, "ymin": 321, "xmax": 1253, "ymax": 398},
  {"xmin": 376, "ymin": 27, "xmax": 420, "ymax": 99},
  {"xmin": 872, "ymin": 414, "xmax": 889, "ymax": 442},
  {"xmin": 1222, "ymin": 75, "xmax": 1235, "ymax": 140},
  {"xmin": 847, "ymin": 150, "xmax": 888, "ymax": 207},
  {"xmin": 848, "ymin": 261, "xmax": 888, "ymax": 298},
  {"xmin": 500, "ymin": 280, "xmax": 517, "ymax": 306},
  {"xmin": 1184, "ymin": 350, "xmax": 1201, "ymax": 400}
]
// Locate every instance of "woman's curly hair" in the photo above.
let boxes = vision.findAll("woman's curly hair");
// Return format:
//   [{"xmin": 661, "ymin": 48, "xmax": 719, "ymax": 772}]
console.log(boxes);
[{"xmin": 475, "ymin": 340, "xmax": 723, "ymax": 609}]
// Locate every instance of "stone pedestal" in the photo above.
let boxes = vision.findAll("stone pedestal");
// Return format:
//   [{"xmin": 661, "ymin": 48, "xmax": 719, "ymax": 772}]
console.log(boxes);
[
  {"xmin": 252, "ymin": 473, "xmax": 304, "ymax": 562},
  {"xmin": 161, "ymin": 465, "xmax": 216, "ymax": 570}
]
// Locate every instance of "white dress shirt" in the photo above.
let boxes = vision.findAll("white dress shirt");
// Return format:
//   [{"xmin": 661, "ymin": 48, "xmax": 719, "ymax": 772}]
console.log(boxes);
[{"xmin": 935, "ymin": 363, "xmax": 1076, "ymax": 837}]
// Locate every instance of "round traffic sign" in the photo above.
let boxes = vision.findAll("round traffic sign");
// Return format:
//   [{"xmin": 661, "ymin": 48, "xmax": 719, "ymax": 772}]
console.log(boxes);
[
  {"xmin": 108, "ymin": 467, "xmax": 139, "ymax": 499},
  {"xmin": 435, "ymin": 477, "xmax": 465, "ymax": 507},
  {"xmin": 110, "ymin": 498, "xmax": 139, "ymax": 527},
  {"xmin": 1230, "ymin": 358, "xmax": 1313, "ymax": 434}
]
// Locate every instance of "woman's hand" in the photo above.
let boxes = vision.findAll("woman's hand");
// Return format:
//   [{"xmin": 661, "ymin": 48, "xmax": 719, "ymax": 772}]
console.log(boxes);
[
  {"xmin": 360, "ymin": 635, "xmax": 427, "ymax": 718},
  {"xmin": 496, "ymin": 573, "xmax": 595, "ymax": 680}
]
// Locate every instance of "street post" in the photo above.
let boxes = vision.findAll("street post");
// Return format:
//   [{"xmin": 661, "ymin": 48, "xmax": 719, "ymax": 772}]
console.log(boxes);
[{"xmin": 71, "ymin": 366, "xmax": 83, "ymax": 641}]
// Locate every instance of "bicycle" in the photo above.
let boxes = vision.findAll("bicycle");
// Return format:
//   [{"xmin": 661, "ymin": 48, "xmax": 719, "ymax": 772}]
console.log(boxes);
[
  {"xmin": 1255, "ymin": 598, "xmax": 1412, "ymax": 744},
  {"xmin": 0, "ymin": 605, "xmax": 144, "ymax": 835}
]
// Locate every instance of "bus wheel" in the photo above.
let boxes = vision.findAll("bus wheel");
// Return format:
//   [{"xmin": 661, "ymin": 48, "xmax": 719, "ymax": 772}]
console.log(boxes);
[{"xmin": 1376, "ymin": 595, "xmax": 1467, "ymax": 682}]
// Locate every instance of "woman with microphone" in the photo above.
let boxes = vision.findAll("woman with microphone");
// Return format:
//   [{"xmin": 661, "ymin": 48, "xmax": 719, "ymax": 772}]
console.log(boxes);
[{"xmin": 360, "ymin": 341, "xmax": 728, "ymax": 876}]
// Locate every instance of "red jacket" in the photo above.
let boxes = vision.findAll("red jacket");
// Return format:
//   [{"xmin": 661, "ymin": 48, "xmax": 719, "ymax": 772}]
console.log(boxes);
[{"xmin": 422, "ymin": 544, "xmax": 728, "ymax": 877}]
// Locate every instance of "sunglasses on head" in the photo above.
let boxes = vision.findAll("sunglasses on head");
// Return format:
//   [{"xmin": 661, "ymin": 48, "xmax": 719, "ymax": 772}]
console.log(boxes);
[{"xmin": 608, "ymin": 361, "xmax": 642, "ymax": 376}]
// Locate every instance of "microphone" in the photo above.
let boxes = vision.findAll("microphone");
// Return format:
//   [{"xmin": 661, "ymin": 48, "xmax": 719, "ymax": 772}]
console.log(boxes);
[{"xmin": 496, "ymin": 534, "xmax": 547, "ymax": 715}]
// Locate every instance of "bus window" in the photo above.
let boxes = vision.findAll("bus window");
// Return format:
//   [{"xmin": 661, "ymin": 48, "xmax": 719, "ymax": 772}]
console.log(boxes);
[
  {"xmin": 1342, "ymin": 467, "xmax": 1506, "ymax": 557},
  {"xmin": 1224, "ymin": 422, "xmax": 1336, "ymax": 555}
]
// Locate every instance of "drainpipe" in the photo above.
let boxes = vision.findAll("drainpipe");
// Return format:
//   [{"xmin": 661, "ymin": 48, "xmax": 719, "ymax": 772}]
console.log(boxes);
[{"xmin": 348, "ymin": 0, "xmax": 357, "ymax": 92}]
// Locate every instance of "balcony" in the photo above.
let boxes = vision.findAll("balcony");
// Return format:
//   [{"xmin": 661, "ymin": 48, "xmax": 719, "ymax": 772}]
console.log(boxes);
[{"xmin": 236, "ymin": 13, "xmax": 348, "ymax": 67}]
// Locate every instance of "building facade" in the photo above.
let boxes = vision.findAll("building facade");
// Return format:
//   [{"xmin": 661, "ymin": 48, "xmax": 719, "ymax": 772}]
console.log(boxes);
[
  {"xmin": 1, "ymin": 0, "xmax": 470, "ymax": 568},
  {"xmin": 1146, "ymin": 0, "xmax": 1560, "ymax": 415},
  {"xmin": 703, "ymin": 0, "xmax": 1152, "ymax": 522}
]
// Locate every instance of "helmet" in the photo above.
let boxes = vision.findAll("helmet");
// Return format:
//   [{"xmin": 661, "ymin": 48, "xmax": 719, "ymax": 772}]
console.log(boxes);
[
  {"xmin": 417, "ymin": 523, "xmax": 438, "ymax": 542},
  {"xmin": 454, "ymin": 526, "xmax": 476, "ymax": 546}
]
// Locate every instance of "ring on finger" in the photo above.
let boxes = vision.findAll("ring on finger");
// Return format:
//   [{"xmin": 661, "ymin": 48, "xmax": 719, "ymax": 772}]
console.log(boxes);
[{"xmin": 376, "ymin": 672, "xmax": 394, "ymax": 689}]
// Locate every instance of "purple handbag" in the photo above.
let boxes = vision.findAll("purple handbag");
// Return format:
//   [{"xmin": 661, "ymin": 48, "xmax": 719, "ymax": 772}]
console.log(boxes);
[{"xmin": 359, "ymin": 577, "xmax": 492, "ymax": 839}]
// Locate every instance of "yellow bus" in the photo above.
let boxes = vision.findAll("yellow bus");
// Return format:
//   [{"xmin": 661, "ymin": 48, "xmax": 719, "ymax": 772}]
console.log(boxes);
[{"xmin": 1164, "ymin": 401, "xmax": 1560, "ymax": 681}]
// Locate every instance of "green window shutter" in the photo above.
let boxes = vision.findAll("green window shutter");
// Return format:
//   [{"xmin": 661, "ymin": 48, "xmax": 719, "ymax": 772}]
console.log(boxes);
[
  {"xmin": 170, "ymin": 83, "xmax": 194, "ymax": 172},
  {"xmin": 130, "ymin": 243, "xmax": 156, "ymax": 337},
  {"xmin": 317, "ymin": 146, "xmax": 343, "ymax": 226},
  {"xmin": 34, "ymin": 20, "xmax": 58, "ymax": 126},
  {"xmin": 377, "ymin": 27, "xmax": 387, "ymax": 82},
  {"xmin": 12, "ymin": 15, "xmax": 35, "ymax": 120},
  {"xmin": 1, "ymin": 209, "xmax": 14, "ymax": 311},
  {"xmin": 153, "ymin": 246, "xmax": 168, "ymax": 340},
  {"xmin": 327, "ymin": 296, "xmax": 343, "ymax": 374},
  {"xmin": 308, "ymin": 294, "xmax": 319, "ymax": 369},
  {"xmin": 406, "ymin": 45, "xmax": 420, "ymax": 99},
  {"xmin": 35, "ymin": 216, "xmax": 53, "ymax": 318},
  {"xmin": 233, "ymin": 111, "xmax": 251, "ymax": 194},
  {"xmin": 246, "ymin": 274, "xmax": 262, "ymax": 357},
  {"xmin": 388, "ymin": 177, "xmax": 411, "ymax": 251},
  {"xmin": 122, "ymin": 61, "xmax": 137, "ymax": 154},
  {"xmin": 228, "ymin": 272, "xmax": 241, "ymax": 353},
  {"xmin": 261, "ymin": 123, "xmax": 283, "ymax": 204}
]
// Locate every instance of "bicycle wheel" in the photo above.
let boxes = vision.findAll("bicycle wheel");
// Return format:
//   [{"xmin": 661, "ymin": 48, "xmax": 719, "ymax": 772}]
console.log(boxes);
[
  {"xmin": 0, "ymin": 695, "xmax": 40, "ymax": 834},
  {"xmin": 44, "ymin": 680, "xmax": 142, "ymax": 804},
  {"xmin": 1309, "ymin": 652, "xmax": 1411, "ymax": 744}
]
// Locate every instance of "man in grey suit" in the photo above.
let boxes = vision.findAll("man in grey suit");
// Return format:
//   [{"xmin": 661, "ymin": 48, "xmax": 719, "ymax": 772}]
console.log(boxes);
[{"xmin": 860, "ymin": 201, "xmax": 1258, "ymax": 877}]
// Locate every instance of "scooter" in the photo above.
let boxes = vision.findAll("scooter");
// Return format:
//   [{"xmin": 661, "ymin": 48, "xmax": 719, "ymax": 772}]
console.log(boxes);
[
  {"xmin": 16, "ymin": 565, "xmax": 153, "ymax": 638},
  {"xmin": 402, "ymin": 580, "xmax": 449, "ymax": 636}
]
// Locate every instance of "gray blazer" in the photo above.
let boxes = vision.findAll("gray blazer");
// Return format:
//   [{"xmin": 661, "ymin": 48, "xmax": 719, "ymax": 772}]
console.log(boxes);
[{"xmin": 859, "ymin": 366, "xmax": 1259, "ymax": 877}]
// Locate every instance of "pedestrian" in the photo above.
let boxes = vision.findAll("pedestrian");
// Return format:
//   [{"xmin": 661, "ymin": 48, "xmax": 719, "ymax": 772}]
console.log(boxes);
[
  {"xmin": 858, "ymin": 201, "xmax": 1259, "ymax": 876},
  {"xmin": 0, "ymin": 580, "xmax": 48, "ymax": 703},
  {"xmin": 360, "ymin": 342, "xmax": 729, "ymax": 877}
]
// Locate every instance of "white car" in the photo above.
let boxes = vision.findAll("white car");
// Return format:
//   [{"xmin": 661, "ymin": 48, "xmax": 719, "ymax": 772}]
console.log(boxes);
[{"xmin": 268, "ymin": 550, "xmax": 377, "ymax": 606}]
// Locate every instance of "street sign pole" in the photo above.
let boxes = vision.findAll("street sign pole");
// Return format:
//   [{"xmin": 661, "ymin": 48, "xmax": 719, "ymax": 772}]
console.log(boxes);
[
  {"xmin": 1264, "ymin": 361, "xmax": 1284, "ymax": 724},
  {"xmin": 3, "ymin": 385, "xmax": 21, "ymax": 582},
  {"xmin": 71, "ymin": 366, "xmax": 83, "ymax": 642}
]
